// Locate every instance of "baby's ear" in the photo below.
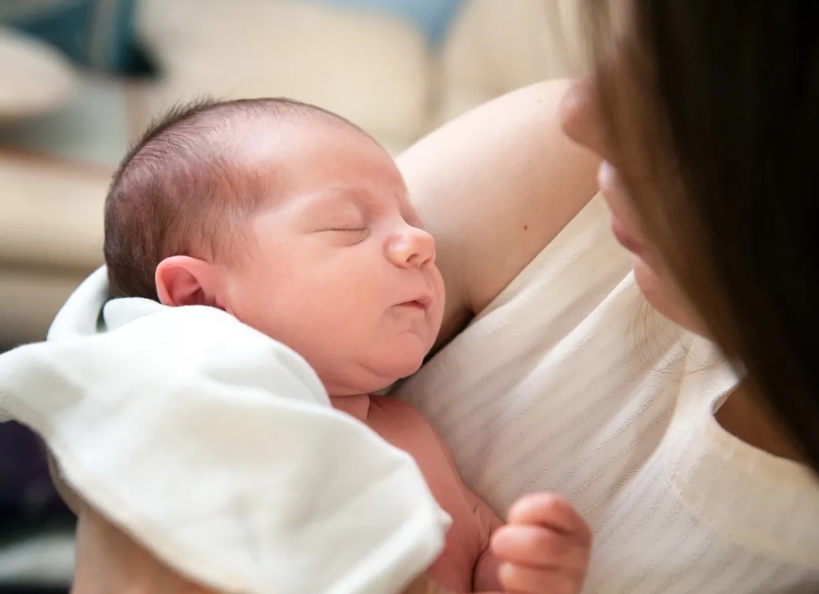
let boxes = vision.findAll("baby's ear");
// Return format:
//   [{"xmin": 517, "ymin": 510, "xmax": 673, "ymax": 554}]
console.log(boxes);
[{"xmin": 155, "ymin": 256, "xmax": 222, "ymax": 308}]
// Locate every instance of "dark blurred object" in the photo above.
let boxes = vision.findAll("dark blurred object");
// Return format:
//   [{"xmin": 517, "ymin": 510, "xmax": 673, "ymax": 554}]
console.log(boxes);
[
  {"xmin": 0, "ymin": 0, "xmax": 152, "ymax": 75},
  {"xmin": 0, "ymin": 421, "xmax": 74, "ymax": 592},
  {"xmin": 0, "ymin": 422, "xmax": 71, "ymax": 531},
  {"xmin": 0, "ymin": 585, "xmax": 68, "ymax": 594}
]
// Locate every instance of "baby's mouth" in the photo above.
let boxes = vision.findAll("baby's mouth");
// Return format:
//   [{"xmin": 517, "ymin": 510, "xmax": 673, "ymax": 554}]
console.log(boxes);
[
  {"xmin": 402, "ymin": 300, "xmax": 427, "ymax": 311},
  {"xmin": 398, "ymin": 294, "xmax": 433, "ymax": 312}
]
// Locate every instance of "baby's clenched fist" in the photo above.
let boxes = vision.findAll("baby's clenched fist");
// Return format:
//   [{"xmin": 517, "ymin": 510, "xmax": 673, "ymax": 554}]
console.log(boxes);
[{"xmin": 490, "ymin": 493, "xmax": 591, "ymax": 594}]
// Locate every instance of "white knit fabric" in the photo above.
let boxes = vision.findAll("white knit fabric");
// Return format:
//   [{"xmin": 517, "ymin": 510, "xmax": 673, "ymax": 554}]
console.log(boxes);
[{"xmin": 396, "ymin": 194, "xmax": 819, "ymax": 593}]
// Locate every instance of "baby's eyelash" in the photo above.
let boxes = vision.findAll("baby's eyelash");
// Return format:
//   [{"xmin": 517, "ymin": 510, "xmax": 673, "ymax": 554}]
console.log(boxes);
[{"xmin": 326, "ymin": 227, "xmax": 367, "ymax": 233}]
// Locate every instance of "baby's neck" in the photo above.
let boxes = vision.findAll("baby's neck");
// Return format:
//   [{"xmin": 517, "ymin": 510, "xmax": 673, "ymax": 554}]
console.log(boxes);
[{"xmin": 329, "ymin": 393, "xmax": 372, "ymax": 422}]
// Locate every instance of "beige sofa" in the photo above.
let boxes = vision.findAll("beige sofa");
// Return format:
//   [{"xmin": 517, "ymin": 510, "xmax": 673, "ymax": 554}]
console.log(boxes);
[{"xmin": 0, "ymin": 0, "xmax": 585, "ymax": 347}]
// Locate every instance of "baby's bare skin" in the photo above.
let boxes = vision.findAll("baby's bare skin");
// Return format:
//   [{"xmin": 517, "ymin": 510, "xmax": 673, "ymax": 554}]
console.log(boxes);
[
  {"xmin": 335, "ymin": 394, "xmax": 590, "ymax": 594},
  {"xmin": 334, "ymin": 394, "xmax": 502, "ymax": 592}
]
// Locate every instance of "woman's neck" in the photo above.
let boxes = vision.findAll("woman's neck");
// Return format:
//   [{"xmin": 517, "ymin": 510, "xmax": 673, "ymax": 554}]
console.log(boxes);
[
  {"xmin": 329, "ymin": 393, "xmax": 372, "ymax": 422},
  {"xmin": 716, "ymin": 382, "xmax": 803, "ymax": 463}
]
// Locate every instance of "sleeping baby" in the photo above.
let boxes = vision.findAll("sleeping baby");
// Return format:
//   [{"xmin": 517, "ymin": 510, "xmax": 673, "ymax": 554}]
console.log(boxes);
[{"xmin": 103, "ymin": 97, "xmax": 590, "ymax": 594}]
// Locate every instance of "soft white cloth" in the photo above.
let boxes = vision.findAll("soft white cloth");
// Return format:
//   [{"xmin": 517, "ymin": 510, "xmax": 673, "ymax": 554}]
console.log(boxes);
[
  {"xmin": 0, "ymin": 268, "xmax": 449, "ymax": 594},
  {"xmin": 397, "ymin": 194, "xmax": 819, "ymax": 593}
]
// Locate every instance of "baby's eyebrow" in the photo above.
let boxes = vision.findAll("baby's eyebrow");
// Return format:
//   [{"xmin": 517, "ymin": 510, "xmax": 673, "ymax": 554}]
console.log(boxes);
[
  {"xmin": 300, "ymin": 187, "xmax": 359, "ymax": 206},
  {"xmin": 298, "ymin": 189, "xmax": 371, "ymax": 221},
  {"xmin": 320, "ymin": 187, "xmax": 389, "ymax": 211},
  {"xmin": 307, "ymin": 186, "xmax": 412, "ymax": 221}
]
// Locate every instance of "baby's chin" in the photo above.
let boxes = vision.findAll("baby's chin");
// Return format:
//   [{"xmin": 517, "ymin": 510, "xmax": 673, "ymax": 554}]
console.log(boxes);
[
  {"xmin": 328, "ymin": 350, "xmax": 427, "ymax": 395},
  {"xmin": 369, "ymin": 356, "xmax": 426, "ymax": 393},
  {"xmin": 384, "ymin": 336, "xmax": 433, "ymax": 375}
]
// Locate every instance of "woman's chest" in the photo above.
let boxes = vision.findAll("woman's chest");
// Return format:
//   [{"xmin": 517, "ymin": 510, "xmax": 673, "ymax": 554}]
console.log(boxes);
[{"xmin": 581, "ymin": 439, "xmax": 819, "ymax": 594}]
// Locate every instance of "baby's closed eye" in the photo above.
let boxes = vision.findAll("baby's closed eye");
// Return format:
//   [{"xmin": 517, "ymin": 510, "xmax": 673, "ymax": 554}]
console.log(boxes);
[
  {"xmin": 315, "ymin": 223, "xmax": 371, "ymax": 244},
  {"xmin": 322, "ymin": 226, "xmax": 368, "ymax": 233}
]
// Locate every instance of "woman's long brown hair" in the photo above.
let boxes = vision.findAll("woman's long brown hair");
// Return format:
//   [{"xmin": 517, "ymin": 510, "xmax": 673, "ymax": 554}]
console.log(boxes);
[{"xmin": 587, "ymin": 1, "xmax": 819, "ymax": 470}]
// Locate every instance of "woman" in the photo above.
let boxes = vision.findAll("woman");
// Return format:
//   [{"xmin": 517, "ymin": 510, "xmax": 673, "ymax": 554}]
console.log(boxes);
[{"xmin": 69, "ymin": 1, "xmax": 819, "ymax": 593}]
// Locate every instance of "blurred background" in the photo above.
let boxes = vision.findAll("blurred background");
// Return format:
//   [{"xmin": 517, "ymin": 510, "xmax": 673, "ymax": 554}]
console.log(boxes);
[{"xmin": 0, "ymin": 0, "xmax": 583, "ymax": 591}]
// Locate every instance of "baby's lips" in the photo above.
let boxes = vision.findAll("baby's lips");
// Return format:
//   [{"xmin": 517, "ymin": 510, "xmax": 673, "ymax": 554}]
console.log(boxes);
[{"xmin": 397, "ymin": 292, "xmax": 434, "ymax": 311}]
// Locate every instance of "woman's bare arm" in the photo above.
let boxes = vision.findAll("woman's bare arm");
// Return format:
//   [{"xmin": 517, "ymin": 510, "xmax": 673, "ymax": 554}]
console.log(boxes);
[
  {"xmin": 398, "ymin": 80, "xmax": 600, "ymax": 347},
  {"xmin": 71, "ymin": 506, "xmax": 455, "ymax": 594}
]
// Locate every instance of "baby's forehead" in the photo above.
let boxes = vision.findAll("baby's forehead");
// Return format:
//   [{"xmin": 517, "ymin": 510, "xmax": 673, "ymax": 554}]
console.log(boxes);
[
  {"xmin": 235, "ymin": 108, "xmax": 357, "ymax": 145},
  {"xmin": 228, "ymin": 117, "xmax": 402, "ymax": 198},
  {"xmin": 224, "ymin": 112, "xmax": 368, "ymax": 173}
]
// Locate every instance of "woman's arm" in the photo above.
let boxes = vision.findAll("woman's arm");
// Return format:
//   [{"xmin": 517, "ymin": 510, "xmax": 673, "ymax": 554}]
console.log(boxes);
[
  {"xmin": 398, "ymin": 80, "xmax": 600, "ymax": 347},
  {"xmin": 71, "ymin": 506, "xmax": 215, "ymax": 594},
  {"xmin": 72, "ymin": 506, "xmax": 463, "ymax": 594}
]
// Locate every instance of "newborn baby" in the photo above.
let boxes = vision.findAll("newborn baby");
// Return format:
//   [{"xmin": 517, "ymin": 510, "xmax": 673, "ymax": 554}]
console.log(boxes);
[{"xmin": 103, "ymin": 98, "xmax": 590, "ymax": 594}]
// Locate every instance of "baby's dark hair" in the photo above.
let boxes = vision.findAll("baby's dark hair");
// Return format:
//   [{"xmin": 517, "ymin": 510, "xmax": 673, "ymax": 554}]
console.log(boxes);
[{"xmin": 104, "ymin": 97, "xmax": 363, "ymax": 300}]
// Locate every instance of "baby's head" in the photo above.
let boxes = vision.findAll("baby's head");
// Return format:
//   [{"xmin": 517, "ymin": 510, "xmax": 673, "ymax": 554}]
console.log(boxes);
[{"xmin": 105, "ymin": 98, "xmax": 444, "ymax": 395}]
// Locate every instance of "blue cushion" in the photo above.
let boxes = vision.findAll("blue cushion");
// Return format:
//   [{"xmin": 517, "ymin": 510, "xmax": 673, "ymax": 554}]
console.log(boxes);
[
  {"xmin": 0, "ymin": 0, "xmax": 145, "ymax": 74},
  {"xmin": 310, "ymin": 0, "xmax": 467, "ymax": 43}
]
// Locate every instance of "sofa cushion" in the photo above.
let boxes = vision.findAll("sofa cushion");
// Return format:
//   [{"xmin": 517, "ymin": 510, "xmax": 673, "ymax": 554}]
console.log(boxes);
[
  {"xmin": 435, "ymin": 0, "xmax": 587, "ymax": 125},
  {"xmin": 0, "ymin": 74, "xmax": 136, "ymax": 167},
  {"xmin": 136, "ymin": 0, "xmax": 431, "ymax": 153},
  {"xmin": 0, "ymin": 25, "xmax": 76, "ymax": 122},
  {"xmin": 0, "ymin": 150, "xmax": 108, "ymax": 272}
]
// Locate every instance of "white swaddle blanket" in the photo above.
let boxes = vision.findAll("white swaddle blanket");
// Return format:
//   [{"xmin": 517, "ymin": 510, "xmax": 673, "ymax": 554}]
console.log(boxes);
[{"xmin": 0, "ymin": 268, "xmax": 448, "ymax": 594}]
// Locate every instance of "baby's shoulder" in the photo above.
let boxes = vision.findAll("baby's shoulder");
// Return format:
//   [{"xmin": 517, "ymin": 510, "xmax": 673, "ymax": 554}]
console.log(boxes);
[
  {"xmin": 368, "ymin": 396, "xmax": 464, "ymax": 484},
  {"xmin": 367, "ymin": 395, "xmax": 446, "ymax": 450}
]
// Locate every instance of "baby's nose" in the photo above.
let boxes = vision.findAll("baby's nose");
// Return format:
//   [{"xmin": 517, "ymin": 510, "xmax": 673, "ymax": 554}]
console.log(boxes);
[{"xmin": 388, "ymin": 227, "xmax": 436, "ymax": 268}]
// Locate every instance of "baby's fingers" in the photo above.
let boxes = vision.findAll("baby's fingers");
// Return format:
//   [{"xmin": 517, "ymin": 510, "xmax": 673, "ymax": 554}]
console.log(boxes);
[
  {"xmin": 498, "ymin": 562, "xmax": 582, "ymax": 594},
  {"xmin": 490, "ymin": 525, "xmax": 588, "ymax": 577},
  {"xmin": 492, "ymin": 494, "xmax": 592, "ymax": 594},
  {"xmin": 507, "ymin": 493, "xmax": 591, "ymax": 546}
]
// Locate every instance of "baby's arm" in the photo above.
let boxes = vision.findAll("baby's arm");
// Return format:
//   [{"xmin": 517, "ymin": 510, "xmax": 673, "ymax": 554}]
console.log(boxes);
[
  {"xmin": 406, "ymin": 491, "xmax": 591, "ymax": 594},
  {"xmin": 430, "ymin": 434, "xmax": 590, "ymax": 594},
  {"xmin": 429, "ymin": 431, "xmax": 502, "ymax": 591},
  {"xmin": 463, "ymin": 486, "xmax": 504, "ymax": 591},
  {"xmin": 465, "ymin": 485, "xmax": 592, "ymax": 594}
]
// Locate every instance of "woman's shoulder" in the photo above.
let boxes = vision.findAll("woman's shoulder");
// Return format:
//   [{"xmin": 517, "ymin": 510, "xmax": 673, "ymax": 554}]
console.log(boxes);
[{"xmin": 398, "ymin": 81, "xmax": 600, "ymax": 348}]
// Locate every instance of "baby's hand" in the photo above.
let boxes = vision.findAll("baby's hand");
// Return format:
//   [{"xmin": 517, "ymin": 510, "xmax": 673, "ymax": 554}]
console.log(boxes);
[{"xmin": 489, "ymin": 493, "xmax": 591, "ymax": 594}]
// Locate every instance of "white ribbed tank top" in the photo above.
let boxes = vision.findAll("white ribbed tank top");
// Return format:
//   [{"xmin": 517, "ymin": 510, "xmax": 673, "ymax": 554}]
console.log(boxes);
[{"xmin": 396, "ymin": 195, "xmax": 819, "ymax": 593}]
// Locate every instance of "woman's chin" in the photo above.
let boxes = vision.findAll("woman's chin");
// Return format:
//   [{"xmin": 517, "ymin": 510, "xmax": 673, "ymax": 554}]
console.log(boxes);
[{"xmin": 633, "ymin": 255, "xmax": 706, "ymax": 336}]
